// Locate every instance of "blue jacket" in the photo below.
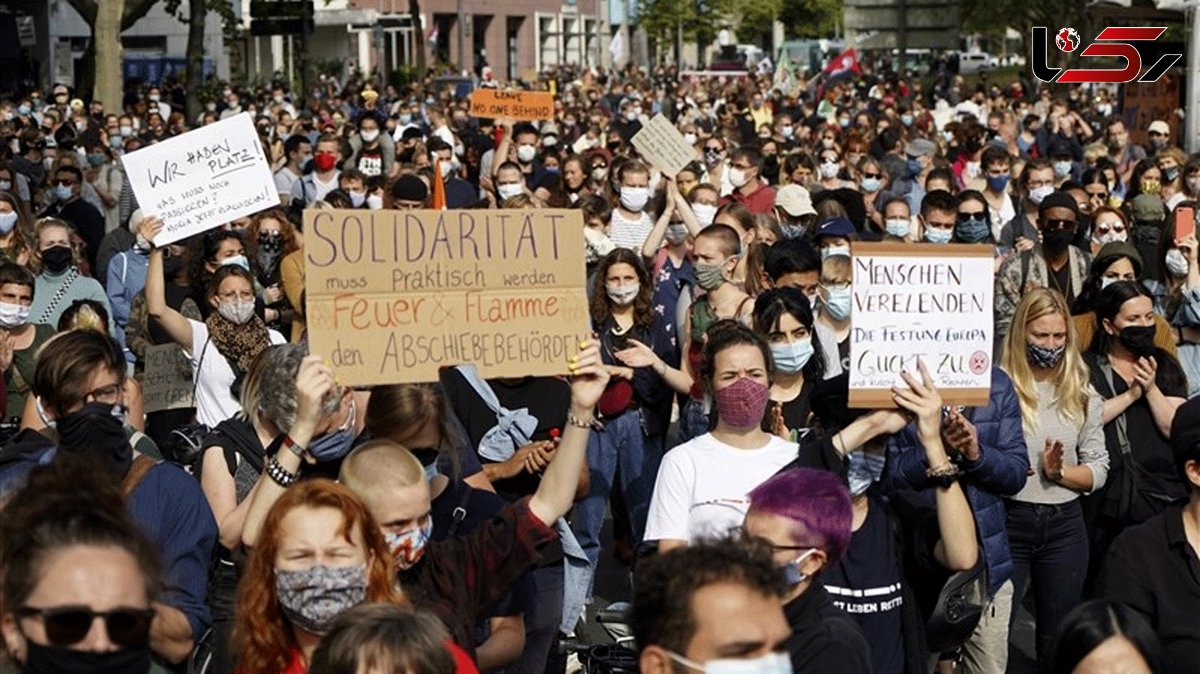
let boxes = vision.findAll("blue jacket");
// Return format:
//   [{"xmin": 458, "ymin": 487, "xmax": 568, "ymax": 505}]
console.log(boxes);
[{"xmin": 883, "ymin": 368, "xmax": 1029, "ymax": 597}]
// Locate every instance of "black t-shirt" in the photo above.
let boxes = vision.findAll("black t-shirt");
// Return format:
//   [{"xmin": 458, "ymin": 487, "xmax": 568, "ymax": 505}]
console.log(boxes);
[
  {"xmin": 1049, "ymin": 260, "xmax": 1074, "ymax": 303},
  {"xmin": 838, "ymin": 335, "xmax": 851, "ymax": 374},
  {"xmin": 761, "ymin": 380, "xmax": 814, "ymax": 436},
  {"xmin": 822, "ymin": 498, "xmax": 906, "ymax": 674},
  {"xmin": 356, "ymin": 145, "xmax": 384, "ymax": 177}
]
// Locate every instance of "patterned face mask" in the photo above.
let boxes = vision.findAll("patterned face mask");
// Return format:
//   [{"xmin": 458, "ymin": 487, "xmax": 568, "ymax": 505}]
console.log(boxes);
[
  {"xmin": 274, "ymin": 564, "xmax": 367, "ymax": 636},
  {"xmin": 385, "ymin": 516, "xmax": 433, "ymax": 570}
]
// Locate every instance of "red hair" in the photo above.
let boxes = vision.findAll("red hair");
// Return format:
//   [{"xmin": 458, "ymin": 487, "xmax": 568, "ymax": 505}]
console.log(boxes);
[{"xmin": 233, "ymin": 479, "xmax": 405, "ymax": 674}]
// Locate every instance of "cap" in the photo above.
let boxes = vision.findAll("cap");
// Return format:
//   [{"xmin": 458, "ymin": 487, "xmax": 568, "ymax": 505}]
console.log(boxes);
[
  {"xmin": 1093, "ymin": 242, "xmax": 1143, "ymax": 277},
  {"xmin": 1171, "ymin": 396, "xmax": 1200, "ymax": 470},
  {"xmin": 1037, "ymin": 191, "xmax": 1081, "ymax": 220},
  {"xmin": 391, "ymin": 175, "xmax": 428, "ymax": 202},
  {"xmin": 1129, "ymin": 194, "xmax": 1165, "ymax": 222},
  {"xmin": 905, "ymin": 138, "xmax": 936, "ymax": 158},
  {"xmin": 776, "ymin": 184, "xmax": 816, "ymax": 217},
  {"xmin": 540, "ymin": 122, "xmax": 560, "ymax": 137},
  {"xmin": 815, "ymin": 217, "xmax": 856, "ymax": 240},
  {"xmin": 1148, "ymin": 120, "xmax": 1170, "ymax": 136}
]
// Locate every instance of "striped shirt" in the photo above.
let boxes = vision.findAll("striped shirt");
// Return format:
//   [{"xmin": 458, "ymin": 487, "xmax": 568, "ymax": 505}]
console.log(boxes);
[{"xmin": 609, "ymin": 209, "xmax": 654, "ymax": 251}]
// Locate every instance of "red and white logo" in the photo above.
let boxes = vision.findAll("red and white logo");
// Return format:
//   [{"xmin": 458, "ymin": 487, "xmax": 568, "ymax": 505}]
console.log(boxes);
[
  {"xmin": 1031, "ymin": 26, "xmax": 1181, "ymax": 84},
  {"xmin": 1055, "ymin": 27, "xmax": 1081, "ymax": 52}
]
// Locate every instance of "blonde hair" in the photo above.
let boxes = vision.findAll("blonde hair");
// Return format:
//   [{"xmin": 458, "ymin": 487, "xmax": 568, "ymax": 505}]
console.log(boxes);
[
  {"xmin": 339, "ymin": 440, "xmax": 425, "ymax": 512},
  {"xmin": 821, "ymin": 255, "xmax": 852, "ymax": 283},
  {"xmin": 1000, "ymin": 288, "xmax": 1090, "ymax": 433}
]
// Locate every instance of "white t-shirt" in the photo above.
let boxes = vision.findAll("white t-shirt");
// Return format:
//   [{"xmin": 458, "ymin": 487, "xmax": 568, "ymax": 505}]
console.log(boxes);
[
  {"xmin": 645, "ymin": 433, "xmax": 799, "ymax": 543},
  {"xmin": 608, "ymin": 209, "xmax": 654, "ymax": 251},
  {"xmin": 274, "ymin": 166, "xmax": 301, "ymax": 200},
  {"xmin": 187, "ymin": 320, "xmax": 286, "ymax": 428}
]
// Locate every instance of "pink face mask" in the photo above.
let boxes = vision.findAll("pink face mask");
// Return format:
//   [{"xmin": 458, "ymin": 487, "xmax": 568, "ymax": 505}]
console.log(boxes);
[{"xmin": 713, "ymin": 377, "xmax": 771, "ymax": 429}]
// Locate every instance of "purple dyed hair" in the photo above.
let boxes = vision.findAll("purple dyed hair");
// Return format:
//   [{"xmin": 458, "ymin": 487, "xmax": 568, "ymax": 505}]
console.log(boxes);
[{"xmin": 747, "ymin": 467, "xmax": 853, "ymax": 566}]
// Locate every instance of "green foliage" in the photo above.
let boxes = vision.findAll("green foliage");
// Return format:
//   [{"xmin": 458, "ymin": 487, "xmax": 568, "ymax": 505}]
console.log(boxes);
[
  {"xmin": 162, "ymin": 0, "xmax": 240, "ymax": 37},
  {"xmin": 779, "ymin": 0, "xmax": 842, "ymax": 39}
]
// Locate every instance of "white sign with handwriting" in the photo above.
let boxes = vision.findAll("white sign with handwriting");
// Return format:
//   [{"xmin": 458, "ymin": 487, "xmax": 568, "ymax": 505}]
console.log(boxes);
[{"xmin": 121, "ymin": 113, "xmax": 277, "ymax": 245}]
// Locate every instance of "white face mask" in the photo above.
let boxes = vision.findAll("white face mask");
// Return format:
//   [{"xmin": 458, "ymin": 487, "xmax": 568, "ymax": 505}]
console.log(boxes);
[
  {"xmin": 821, "ymin": 245, "xmax": 851, "ymax": 260},
  {"xmin": 497, "ymin": 183, "xmax": 524, "ymax": 201},
  {"xmin": 683, "ymin": 132, "xmax": 698, "ymax": 145},
  {"xmin": 1165, "ymin": 248, "xmax": 1190, "ymax": 277},
  {"xmin": 728, "ymin": 168, "xmax": 748, "ymax": 188},
  {"xmin": 691, "ymin": 202, "xmax": 717, "ymax": 227},
  {"xmin": 605, "ymin": 282, "xmax": 640, "ymax": 305},
  {"xmin": 0, "ymin": 301, "xmax": 29, "ymax": 329},
  {"xmin": 819, "ymin": 161, "xmax": 839, "ymax": 179},
  {"xmin": 360, "ymin": 129, "xmax": 379, "ymax": 143},
  {"xmin": 366, "ymin": 194, "xmax": 383, "ymax": 210},
  {"xmin": 349, "ymin": 190, "xmax": 366, "ymax": 207},
  {"xmin": 439, "ymin": 160, "xmax": 454, "ymax": 179},
  {"xmin": 218, "ymin": 298, "xmax": 256, "ymax": 325},
  {"xmin": 666, "ymin": 651, "xmax": 793, "ymax": 674},
  {"xmin": 516, "ymin": 144, "xmax": 537, "ymax": 164},
  {"xmin": 591, "ymin": 167, "xmax": 607, "ymax": 182},
  {"xmin": 1028, "ymin": 185, "xmax": 1054, "ymax": 205},
  {"xmin": 620, "ymin": 186, "xmax": 650, "ymax": 211}
]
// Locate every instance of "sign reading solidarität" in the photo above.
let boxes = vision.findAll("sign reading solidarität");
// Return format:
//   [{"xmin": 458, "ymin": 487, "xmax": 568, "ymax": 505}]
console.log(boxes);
[
  {"xmin": 304, "ymin": 209, "xmax": 590, "ymax": 385},
  {"xmin": 121, "ymin": 113, "xmax": 277, "ymax": 245},
  {"xmin": 848, "ymin": 242, "xmax": 994, "ymax": 408}
]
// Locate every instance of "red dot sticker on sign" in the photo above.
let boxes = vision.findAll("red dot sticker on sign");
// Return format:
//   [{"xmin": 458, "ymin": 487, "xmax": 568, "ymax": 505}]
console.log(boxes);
[{"xmin": 969, "ymin": 351, "xmax": 990, "ymax": 375}]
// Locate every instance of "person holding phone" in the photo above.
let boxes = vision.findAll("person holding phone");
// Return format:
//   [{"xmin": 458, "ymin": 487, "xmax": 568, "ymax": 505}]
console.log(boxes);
[{"xmin": 1157, "ymin": 205, "xmax": 1200, "ymax": 396}]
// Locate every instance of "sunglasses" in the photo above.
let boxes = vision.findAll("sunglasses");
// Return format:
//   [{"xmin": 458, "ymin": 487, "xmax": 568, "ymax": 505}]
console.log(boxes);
[
  {"xmin": 1093, "ymin": 221, "xmax": 1126, "ymax": 234},
  {"xmin": 52, "ymin": 179, "xmax": 76, "ymax": 187},
  {"xmin": 18, "ymin": 606, "xmax": 155, "ymax": 648},
  {"xmin": 1043, "ymin": 218, "xmax": 1076, "ymax": 231},
  {"xmin": 862, "ymin": 172, "xmax": 883, "ymax": 180}
]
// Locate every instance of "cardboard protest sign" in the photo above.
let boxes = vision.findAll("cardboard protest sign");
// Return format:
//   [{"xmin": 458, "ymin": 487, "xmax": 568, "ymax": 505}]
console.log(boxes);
[
  {"xmin": 142, "ymin": 344, "xmax": 195, "ymax": 413},
  {"xmin": 631, "ymin": 114, "xmax": 697, "ymax": 177},
  {"xmin": 848, "ymin": 242, "xmax": 994, "ymax": 407},
  {"xmin": 121, "ymin": 113, "xmax": 277, "ymax": 246},
  {"xmin": 469, "ymin": 89, "xmax": 554, "ymax": 121},
  {"xmin": 304, "ymin": 209, "xmax": 590, "ymax": 385}
]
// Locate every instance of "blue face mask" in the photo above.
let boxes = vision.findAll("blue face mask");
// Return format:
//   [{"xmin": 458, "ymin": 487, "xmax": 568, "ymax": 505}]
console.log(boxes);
[
  {"xmin": 1053, "ymin": 160, "xmax": 1073, "ymax": 178},
  {"xmin": 907, "ymin": 158, "xmax": 923, "ymax": 179},
  {"xmin": 779, "ymin": 223, "xmax": 806, "ymax": 240},
  {"xmin": 924, "ymin": 227, "xmax": 953, "ymax": 244},
  {"xmin": 900, "ymin": 114, "xmax": 914, "ymax": 127},
  {"xmin": 860, "ymin": 177, "xmax": 882, "ymax": 193},
  {"xmin": 781, "ymin": 548, "xmax": 818, "ymax": 587},
  {"xmin": 847, "ymin": 450, "xmax": 886, "ymax": 496},
  {"xmin": 53, "ymin": 184, "xmax": 73, "ymax": 202},
  {"xmin": 770, "ymin": 338, "xmax": 814, "ymax": 374},
  {"xmin": 885, "ymin": 218, "xmax": 911, "ymax": 238},
  {"xmin": 955, "ymin": 216, "xmax": 991, "ymax": 243},
  {"xmin": 220, "ymin": 254, "xmax": 250, "ymax": 272},
  {"xmin": 823, "ymin": 286, "xmax": 852, "ymax": 321},
  {"xmin": 307, "ymin": 399, "xmax": 357, "ymax": 462},
  {"xmin": 985, "ymin": 174, "xmax": 1010, "ymax": 193}
]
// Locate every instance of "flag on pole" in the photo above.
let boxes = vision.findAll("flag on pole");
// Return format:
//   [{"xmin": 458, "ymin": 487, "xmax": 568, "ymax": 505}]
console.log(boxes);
[
  {"xmin": 773, "ymin": 58, "xmax": 795, "ymax": 95},
  {"xmin": 427, "ymin": 24, "xmax": 439, "ymax": 46},
  {"xmin": 609, "ymin": 30, "xmax": 627, "ymax": 65},
  {"xmin": 822, "ymin": 47, "xmax": 861, "ymax": 84}
]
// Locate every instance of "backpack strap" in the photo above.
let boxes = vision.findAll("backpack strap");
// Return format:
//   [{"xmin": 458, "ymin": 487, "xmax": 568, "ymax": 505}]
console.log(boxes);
[
  {"xmin": 446, "ymin": 484, "xmax": 474, "ymax": 538},
  {"xmin": 121, "ymin": 455, "xmax": 159, "ymax": 498},
  {"xmin": 1019, "ymin": 250, "xmax": 1031, "ymax": 293},
  {"xmin": 1096, "ymin": 355, "xmax": 1137, "ymax": 518}
]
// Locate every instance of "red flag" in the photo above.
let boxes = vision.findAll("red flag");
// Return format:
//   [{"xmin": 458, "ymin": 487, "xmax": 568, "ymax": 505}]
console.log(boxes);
[
  {"xmin": 431, "ymin": 158, "xmax": 447, "ymax": 209},
  {"xmin": 822, "ymin": 48, "xmax": 861, "ymax": 81}
]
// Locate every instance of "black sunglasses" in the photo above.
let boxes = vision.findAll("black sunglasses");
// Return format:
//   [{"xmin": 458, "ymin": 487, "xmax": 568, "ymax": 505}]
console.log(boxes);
[
  {"xmin": 862, "ymin": 172, "xmax": 883, "ymax": 180},
  {"xmin": 18, "ymin": 606, "xmax": 155, "ymax": 648}
]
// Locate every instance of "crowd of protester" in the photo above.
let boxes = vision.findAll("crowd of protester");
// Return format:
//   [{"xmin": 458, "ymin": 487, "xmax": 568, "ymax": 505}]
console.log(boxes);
[{"xmin": 0, "ymin": 58, "xmax": 1197, "ymax": 674}]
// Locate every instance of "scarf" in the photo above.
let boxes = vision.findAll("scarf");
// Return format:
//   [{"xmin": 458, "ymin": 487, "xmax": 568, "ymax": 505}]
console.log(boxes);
[{"xmin": 204, "ymin": 311, "xmax": 271, "ymax": 384}]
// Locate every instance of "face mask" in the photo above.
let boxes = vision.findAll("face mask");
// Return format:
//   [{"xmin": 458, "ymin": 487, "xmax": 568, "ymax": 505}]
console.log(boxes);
[
  {"xmin": 1026, "ymin": 342, "xmax": 1066, "ymax": 369},
  {"xmin": 214, "ymin": 297, "xmax": 254, "ymax": 326},
  {"xmin": 1053, "ymin": 160, "xmax": 1073, "ymax": 178},
  {"xmin": 1163, "ymin": 167, "xmax": 1180, "ymax": 183},
  {"xmin": 497, "ymin": 183, "xmax": 525, "ymax": 201},
  {"xmin": 781, "ymin": 548, "xmax": 818, "ymax": 587},
  {"xmin": 275, "ymin": 564, "xmax": 367, "ymax": 636},
  {"xmin": 306, "ymin": 398, "xmax": 357, "ymax": 461},
  {"xmin": 0, "ymin": 301, "xmax": 29, "ymax": 329},
  {"xmin": 900, "ymin": 114, "xmax": 914, "ymax": 127},
  {"xmin": 823, "ymin": 286, "xmax": 852, "ymax": 320},
  {"xmin": 713, "ymin": 377, "xmax": 771, "ymax": 429},
  {"xmin": 1099, "ymin": 276, "xmax": 1120, "ymax": 290},
  {"xmin": 17, "ymin": 104, "xmax": 29, "ymax": 116},
  {"xmin": 606, "ymin": 282, "xmax": 640, "ymax": 305},
  {"xmin": 1028, "ymin": 185, "xmax": 1054, "ymax": 205},
  {"xmin": 40, "ymin": 245, "xmax": 73, "ymax": 273},
  {"xmin": 780, "ymin": 222, "xmax": 806, "ymax": 240},
  {"xmin": 625, "ymin": 110, "xmax": 638, "ymax": 122},
  {"xmin": 1150, "ymin": 137, "xmax": 1167, "ymax": 151},
  {"xmin": 360, "ymin": 129, "xmax": 379, "ymax": 143},
  {"xmin": 313, "ymin": 152, "xmax": 337, "ymax": 172},
  {"xmin": 821, "ymin": 246, "xmax": 850, "ymax": 260},
  {"xmin": 1165, "ymin": 248, "xmax": 1190, "ymax": 277},
  {"xmin": 704, "ymin": 148, "xmax": 722, "ymax": 166},
  {"xmin": 57, "ymin": 402, "xmax": 132, "ymax": 477},
  {"xmin": 729, "ymin": 167, "xmax": 751, "ymax": 188},
  {"xmin": 839, "ymin": 118, "xmax": 851, "ymax": 128},
  {"xmin": 0, "ymin": 211, "xmax": 17, "ymax": 235},
  {"xmin": 1140, "ymin": 180, "xmax": 1161, "ymax": 195},
  {"xmin": 847, "ymin": 450, "xmax": 887, "ymax": 496},
  {"xmin": 694, "ymin": 262, "xmax": 728, "ymax": 291},
  {"xmin": 986, "ymin": 174, "xmax": 1010, "ymax": 193},
  {"xmin": 781, "ymin": 125, "xmax": 794, "ymax": 139},
  {"xmin": 1042, "ymin": 228, "xmax": 1075, "ymax": 252},
  {"xmin": 819, "ymin": 162, "xmax": 839, "ymax": 179},
  {"xmin": 1116, "ymin": 324, "xmax": 1156, "ymax": 358},
  {"xmin": 885, "ymin": 217, "xmax": 910, "ymax": 238},
  {"xmin": 386, "ymin": 518, "xmax": 433, "ymax": 569},
  {"xmin": 667, "ymin": 651, "xmax": 793, "ymax": 674},
  {"xmin": 665, "ymin": 223, "xmax": 689, "ymax": 244},
  {"xmin": 53, "ymin": 184, "xmax": 73, "ymax": 202},
  {"xmin": 770, "ymin": 338, "xmax": 813, "ymax": 374},
  {"xmin": 23, "ymin": 640, "xmax": 153, "ymax": 674},
  {"xmin": 438, "ymin": 160, "xmax": 455, "ymax": 179},
  {"xmin": 955, "ymin": 216, "xmax": 990, "ymax": 243},
  {"xmin": 906, "ymin": 158, "xmax": 923, "ymax": 179},
  {"xmin": 516, "ymin": 144, "xmax": 537, "ymax": 163},
  {"xmin": 620, "ymin": 186, "xmax": 650, "ymax": 211},
  {"xmin": 399, "ymin": 113, "xmax": 413, "ymax": 125},
  {"xmin": 366, "ymin": 194, "xmax": 383, "ymax": 210},
  {"xmin": 220, "ymin": 254, "xmax": 250, "ymax": 272},
  {"xmin": 860, "ymin": 177, "xmax": 881, "ymax": 192},
  {"xmin": 691, "ymin": 203, "xmax": 717, "ymax": 227},
  {"xmin": 120, "ymin": 124, "xmax": 133, "ymax": 136},
  {"xmin": 0, "ymin": 179, "xmax": 11, "ymax": 193},
  {"xmin": 591, "ymin": 167, "xmax": 607, "ymax": 182}
]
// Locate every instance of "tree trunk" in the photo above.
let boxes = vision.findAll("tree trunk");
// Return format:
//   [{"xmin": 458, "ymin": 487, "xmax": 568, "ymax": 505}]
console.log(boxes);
[
  {"xmin": 93, "ymin": 0, "xmax": 124, "ymax": 109},
  {"xmin": 185, "ymin": 0, "xmax": 207, "ymax": 122},
  {"xmin": 409, "ymin": 0, "xmax": 426, "ymax": 78}
]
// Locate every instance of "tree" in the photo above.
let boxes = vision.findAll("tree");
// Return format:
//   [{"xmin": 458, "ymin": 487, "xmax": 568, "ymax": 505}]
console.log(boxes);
[
  {"xmin": 161, "ymin": 1, "xmax": 238, "ymax": 127},
  {"xmin": 410, "ymin": 0, "xmax": 426, "ymax": 79},
  {"xmin": 779, "ymin": 0, "xmax": 842, "ymax": 40},
  {"xmin": 63, "ymin": 0, "xmax": 162, "ymax": 108}
]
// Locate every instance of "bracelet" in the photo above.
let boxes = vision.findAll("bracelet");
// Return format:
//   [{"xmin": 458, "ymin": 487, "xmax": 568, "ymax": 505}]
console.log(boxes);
[
  {"xmin": 567, "ymin": 412, "xmax": 602, "ymax": 430},
  {"xmin": 925, "ymin": 461, "xmax": 962, "ymax": 479},
  {"xmin": 282, "ymin": 434, "xmax": 307, "ymax": 459},
  {"xmin": 265, "ymin": 456, "xmax": 298, "ymax": 488}
]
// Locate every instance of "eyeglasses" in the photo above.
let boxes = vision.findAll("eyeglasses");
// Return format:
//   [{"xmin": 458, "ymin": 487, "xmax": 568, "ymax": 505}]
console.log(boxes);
[
  {"xmin": 958, "ymin": 211, "xmax": 986, "ymax": 221},
  {"xmin": 1043, "ymin": 218, "xmax": 1076, "ymax": 231},
  {"xmin": 862, "ymin": 172, "xmax": 883, "ymax": 180},
  {"xmin": 84, "ymin": 382, "xmax": 124, "ymax": 405},
  {"xmin": 821, "ymin": 281, "xmax": 851, "ymax": 291},
  {"xmin": 52, "ymin": 179, "xmax": 76, "ymax": 187},
  {"xmin": 18, "ymin": 606, "xmax": 155, "ymax": 648}
]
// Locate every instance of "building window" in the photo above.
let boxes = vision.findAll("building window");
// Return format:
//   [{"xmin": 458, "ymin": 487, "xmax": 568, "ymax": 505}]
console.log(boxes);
[{"xmin": 538, "ymin": 15, "xmax": 559, "ymax": 69}]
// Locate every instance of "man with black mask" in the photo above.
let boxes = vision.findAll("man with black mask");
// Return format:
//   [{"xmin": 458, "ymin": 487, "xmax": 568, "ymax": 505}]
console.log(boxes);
[
  {"xmin": 0, "ymin": 329, "xmax": 217, "ymax": 667},
  {"xmin": 995, "ymin": 191, "xmax": 1093, "ymax": 350}
]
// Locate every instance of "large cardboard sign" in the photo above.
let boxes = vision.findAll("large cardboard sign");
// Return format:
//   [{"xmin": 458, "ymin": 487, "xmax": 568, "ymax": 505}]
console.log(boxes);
[
  {"xmin": 631, "ymin": 113, "xmax": 697, "ymax": 177},
  {"xmin": 468, "ymin": 89, "xmax": 554, "ymax": 121},
  {"xmin": 142, "ymin": 344, "xmax": 195, "ymax": 413},
  {"xmin": 304, "ymin": 209, "xmax": 590, "ymax": 385},
  {"xmin": 848, "ymin": 242, "xmax": 994, "ymax": 408},
  {"xmin": 121, "ymin": 113, "xmax": 277, "ymax": 246}
]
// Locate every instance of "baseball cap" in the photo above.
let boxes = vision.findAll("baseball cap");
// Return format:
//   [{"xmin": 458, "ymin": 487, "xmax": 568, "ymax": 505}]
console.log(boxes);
[
  {"xmin": 1093, "ymin": 242, "xmax": 1143, "ymax": 277},
  {"xmin": 1148, "ymin": 120, "xmax": 1170, "ymax": 136},
  {"xmin": 905, "ymin": 138, "xmax": 936, "ymax": 158},
  {"xmin": 815, "ymin": 217, "xmax": 856, "ymax": 240},
  {"xmin": 1129, "ymin": 194, "xmax": 1165, "ymax": 222},
  {"xmin": 776, "ymin": 184, "xmax": 816, "ymax": 217}
]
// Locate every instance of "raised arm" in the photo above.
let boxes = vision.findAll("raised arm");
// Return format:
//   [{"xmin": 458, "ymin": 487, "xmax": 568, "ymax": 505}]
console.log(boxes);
[{"xmin": 143, "ymin": 217, "xmax": 194, "ymax": 353}]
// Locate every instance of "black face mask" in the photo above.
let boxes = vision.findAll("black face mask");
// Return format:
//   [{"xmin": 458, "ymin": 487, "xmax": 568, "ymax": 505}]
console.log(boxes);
[
  {"xmin": 1117, "ymin": 324, "xmax": 1157, "ymax": 358},
  {"xmin": 1042, "ymin": 228, "xmax": 1076, "ymax": 252},
  {"xmin": 23, "ymin": 640, "xmax": 152, "ymax": 674},
  {"xmin": 40, "ymin": 246, "xmax": 73, "ymax": 274},
  {"xmin": 56, "ymin": 402, "xmax": 131, "ymax": 478},
  {"xmin": 162, "ymin": 254, "xmax": 183, "ymax": 280}
]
